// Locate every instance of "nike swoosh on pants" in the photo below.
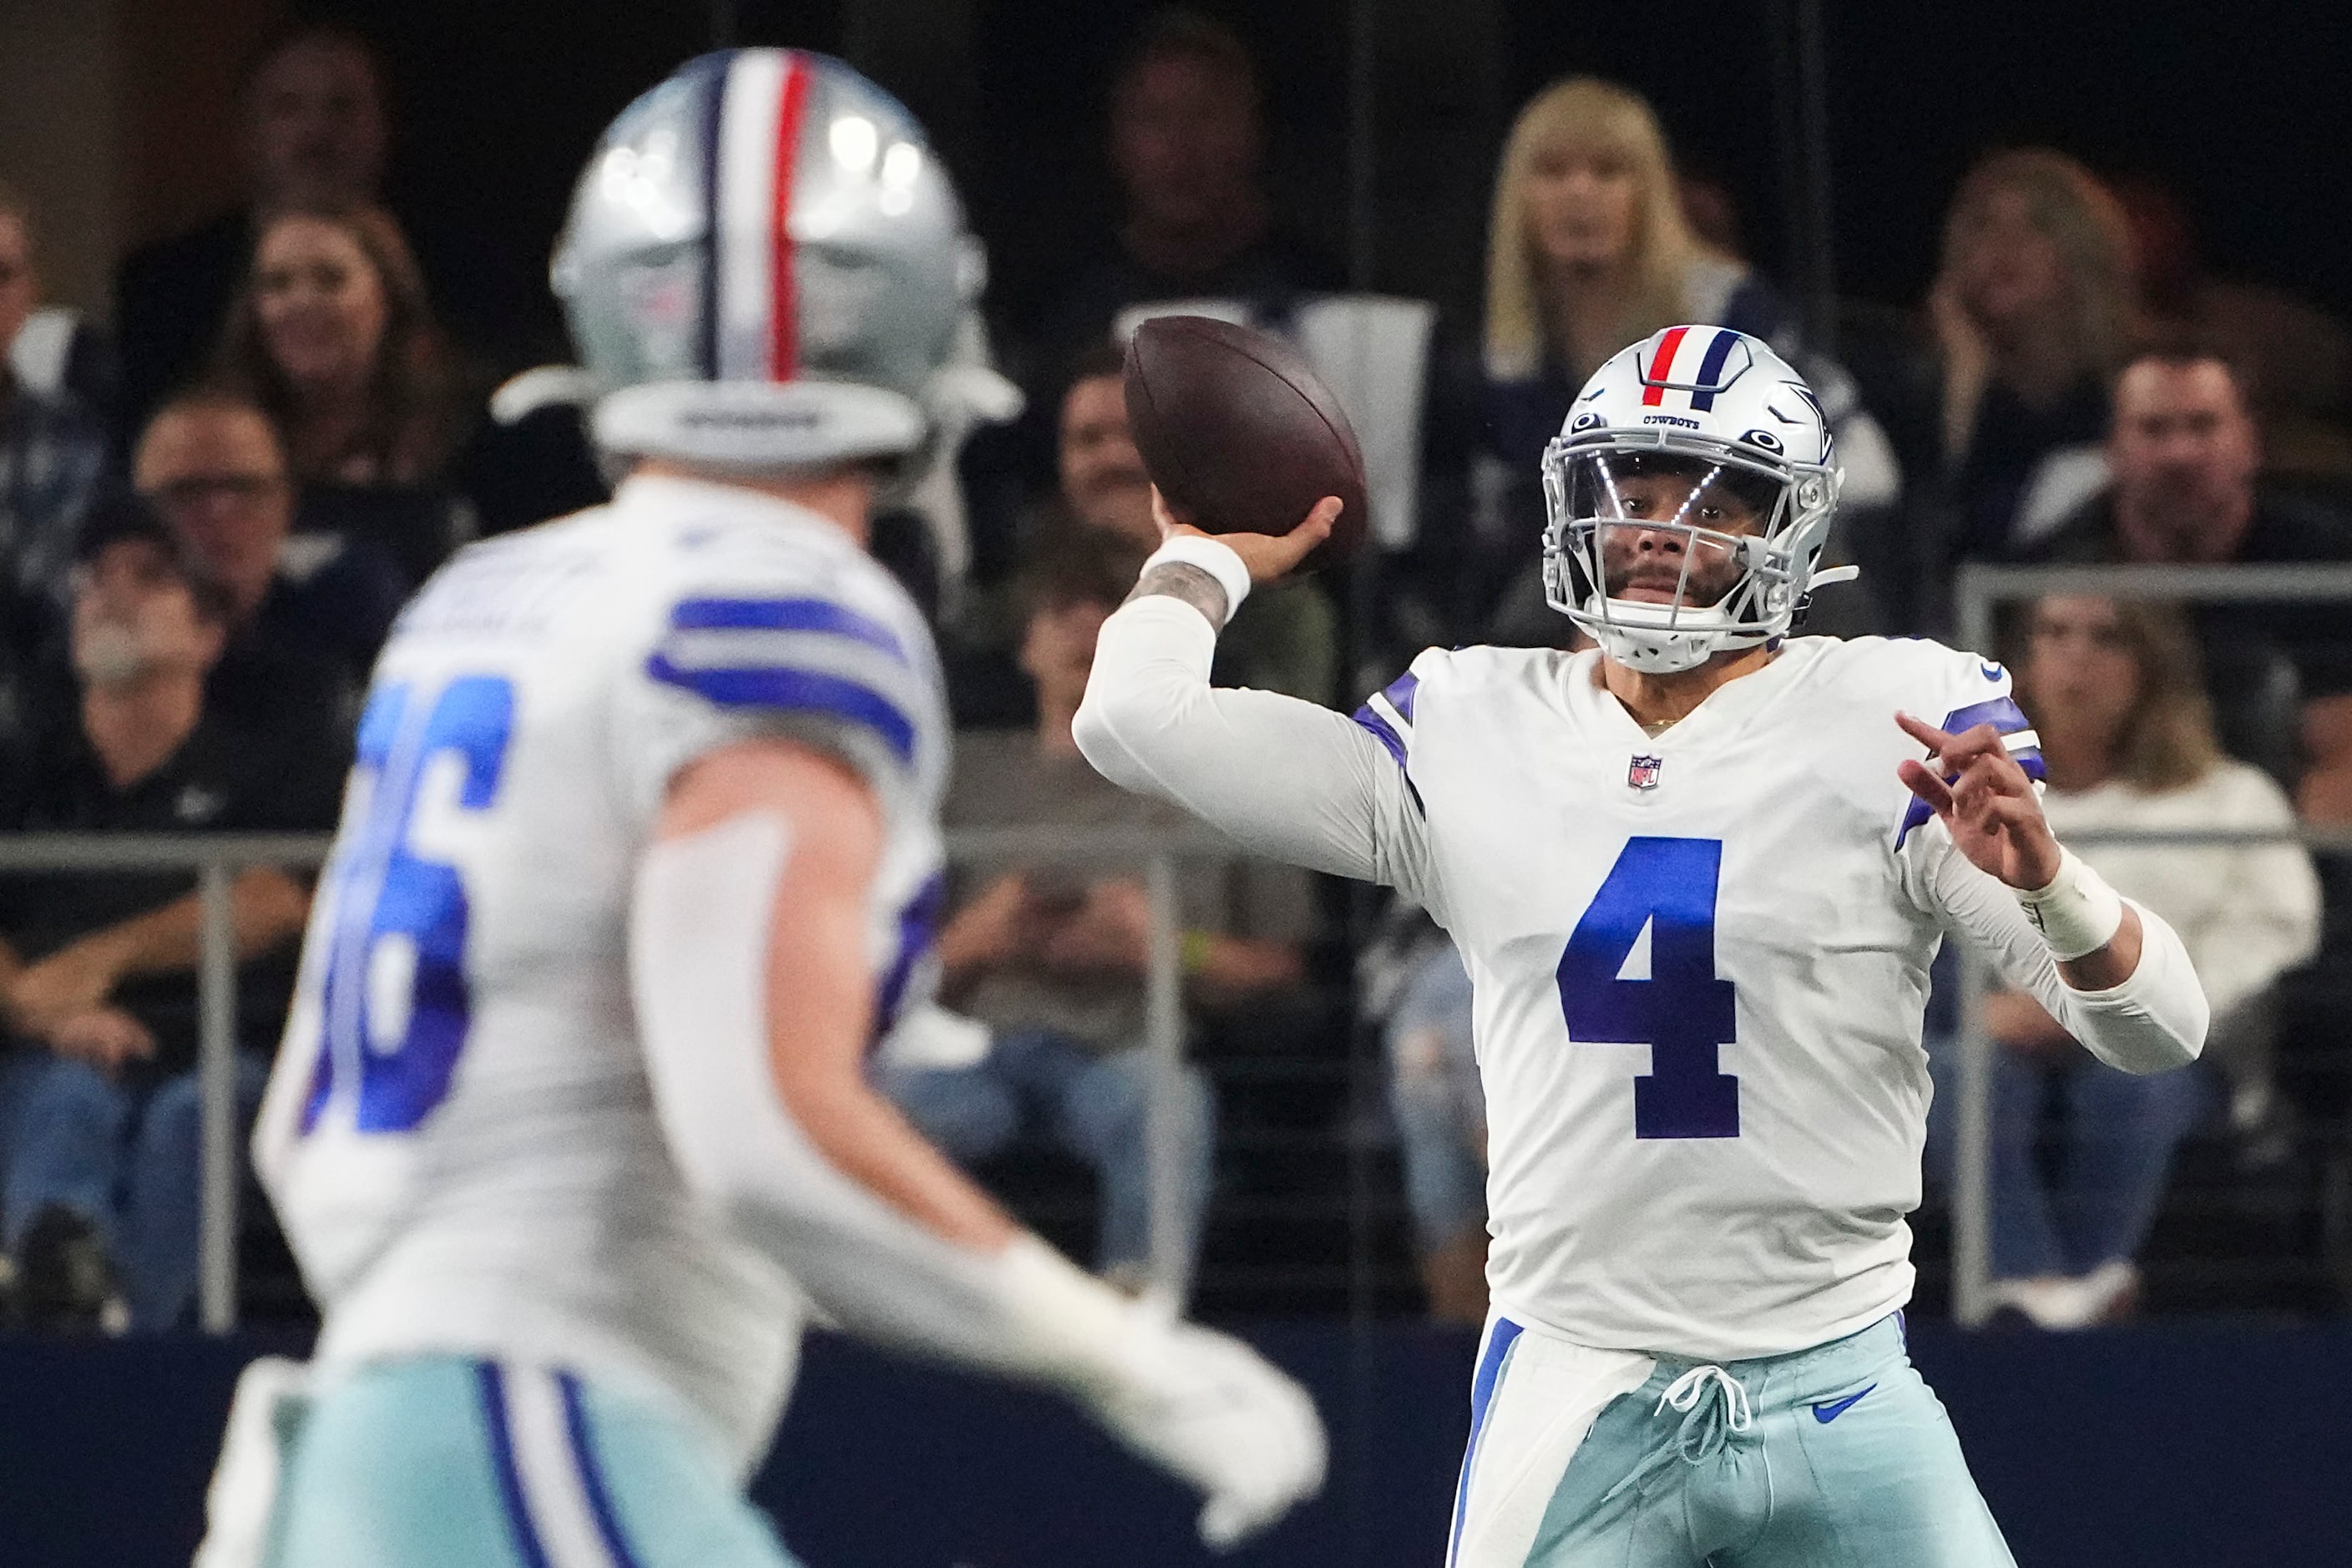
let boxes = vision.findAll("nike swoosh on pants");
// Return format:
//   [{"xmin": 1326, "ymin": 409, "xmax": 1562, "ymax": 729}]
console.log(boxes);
[{"xmin": 1811, "ymin": 1384, "xmax": 1875, "ymax": 1424}]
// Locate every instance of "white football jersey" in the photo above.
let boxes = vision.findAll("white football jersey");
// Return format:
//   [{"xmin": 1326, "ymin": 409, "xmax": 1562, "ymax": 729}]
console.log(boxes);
[
  {"xmin": 1353, "ymin": 635, "xmax": 2049, "ymax": 1359},
  {"xmin": 252, "ymin": 473, "xmax": 947, "ymax": 1473}
]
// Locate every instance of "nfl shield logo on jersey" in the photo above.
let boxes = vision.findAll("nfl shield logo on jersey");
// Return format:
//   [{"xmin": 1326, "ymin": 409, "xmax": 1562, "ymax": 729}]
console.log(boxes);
[{"xmin": 1627, "ymin": 754, "xmax": 1663, "ymax": 791}]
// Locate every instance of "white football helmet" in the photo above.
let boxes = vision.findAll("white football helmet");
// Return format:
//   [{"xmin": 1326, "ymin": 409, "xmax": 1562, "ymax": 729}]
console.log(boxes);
[
  {"xmin": 1540, "ymin": 326, "xmax": 1851, "ymax": 674},
  {"xmin": 550, "ymin": 49, "xmax": 992, "ymax": 473}
]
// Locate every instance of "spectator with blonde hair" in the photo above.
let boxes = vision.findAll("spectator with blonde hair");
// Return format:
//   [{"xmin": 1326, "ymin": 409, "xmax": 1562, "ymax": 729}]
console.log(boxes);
[
  {"xmin": 1472, "ymin": 76, "xmax": 1893, "ymax": 641},
  {"xmin": 1930, "ymin": 594, "xmax": 2318, "ymax": 1328},
  {"xmin": 1926, "ymin": 149, "xmax": 2140, "ymax": 569},
  {"xmin": 1480, "ymin": 78, "xmax": 1777, "ymax": 452}
]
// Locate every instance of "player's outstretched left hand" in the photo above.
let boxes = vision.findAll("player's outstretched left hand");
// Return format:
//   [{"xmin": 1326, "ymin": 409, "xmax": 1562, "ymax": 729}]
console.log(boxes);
[
  {"xmin": 1894, "ymin": 711, "xmax": 2061, "ymax": 891},
  {"xmin": 1151, "ymin": 485, "xmax": 1337, "ymax": 585}
]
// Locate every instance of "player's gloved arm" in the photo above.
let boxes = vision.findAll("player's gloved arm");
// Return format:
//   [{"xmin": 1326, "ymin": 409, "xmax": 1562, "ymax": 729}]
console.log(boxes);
[
  {"xmin": 1899, "ymin": 713, "xmax": 2208, "ymax": 1072},
  {"xmin": 1075, "ymin": 517, "xmax": 1434, "ymax": 903},
  {"xmin": 631, "ymin": 738, "xmax": 1324, "ymax": 1547}
]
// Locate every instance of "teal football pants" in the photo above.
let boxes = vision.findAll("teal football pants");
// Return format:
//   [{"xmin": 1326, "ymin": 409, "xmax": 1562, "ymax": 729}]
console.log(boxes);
[
  {"xmin": 266, "ymin": 1356, "xmax": 801, "ymax": 1568},
  {"xmin": 1450, "ymin": 1314, "xmax": 2016, "ymax": 1567}
]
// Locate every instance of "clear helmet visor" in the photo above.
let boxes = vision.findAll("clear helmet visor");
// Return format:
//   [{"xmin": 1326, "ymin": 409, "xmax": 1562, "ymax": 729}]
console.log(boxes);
[{"xmin": 1542, "ymin": 448, "xmax": 1794, "ymax": 635}]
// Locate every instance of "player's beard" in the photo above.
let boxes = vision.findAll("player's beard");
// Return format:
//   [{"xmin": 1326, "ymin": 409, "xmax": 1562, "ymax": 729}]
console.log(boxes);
[{"xmin": 1599, "ymin": 529, "xmax": 1742, "ymax": 608}]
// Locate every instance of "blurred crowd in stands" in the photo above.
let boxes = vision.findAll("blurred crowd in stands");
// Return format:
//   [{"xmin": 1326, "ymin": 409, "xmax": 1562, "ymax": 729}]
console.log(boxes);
[{"xmin": 1, "ymin": 12, "xmax": 2348, "ymax": 1333}]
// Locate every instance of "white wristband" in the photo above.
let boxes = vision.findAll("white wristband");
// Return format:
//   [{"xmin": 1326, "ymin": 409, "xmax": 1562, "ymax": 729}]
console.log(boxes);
[
  {"xmin": 2014, "ymin": 847, "xmax": 2125, "ymax": 963},
  {"xmin": 1141, "ymin": 535, "xmax": 1252, "ymax": 626}
]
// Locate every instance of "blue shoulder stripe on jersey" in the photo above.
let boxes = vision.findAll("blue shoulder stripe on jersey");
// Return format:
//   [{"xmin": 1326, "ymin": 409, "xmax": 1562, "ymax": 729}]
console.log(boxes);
[
  {"xmin": 648, "ymin": 654, "xmax": 918, "ymax": 762},
  {"xmin": 1353, "ymin": 701, "xmax": 1408, "ymax": 768},
  {"xmin": 1896, "ymin": 696, "xmax": 2048, "ymax": 847},
  {"xmin": 1351, "ymin": 702, "xmax": 1427, "ymax": 816},
  {"xmin": 1687, "ymin": 327, "xmax": 1743, "ymax": 412},
  {"xmin": 1944, "ymin": 695, "xmax": 2031, "ymax": 736},
  {"xmin": 669, "ymin": 596, "xmax": 908, "ymax": 662},
  {"xmin": 1382, "ymin": 669, "xmax": 1420, "ymax": 724}
]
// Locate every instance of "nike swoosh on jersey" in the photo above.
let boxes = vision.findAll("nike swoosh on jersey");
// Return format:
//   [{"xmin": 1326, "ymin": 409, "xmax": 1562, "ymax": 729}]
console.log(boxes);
[{"xmin": 1812, "ymin": 1384, "xmax": 1876, "ymax": 1423}]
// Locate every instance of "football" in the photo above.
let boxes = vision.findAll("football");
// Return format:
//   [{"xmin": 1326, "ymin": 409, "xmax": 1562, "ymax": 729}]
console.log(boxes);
[{"xmin": 1122, "ymin": 315, "xmax": 1371, "ymax": 567}]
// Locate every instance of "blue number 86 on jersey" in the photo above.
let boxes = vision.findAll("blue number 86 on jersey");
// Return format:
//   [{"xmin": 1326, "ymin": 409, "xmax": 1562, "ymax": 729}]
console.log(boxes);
[
  {"xmin": 1556, "ymin": 837, "xmax": 1741, "ymax": 1139},
  {"xmin": 303, "ymin": 675, "xmax": 516, "ymax": 1136}
]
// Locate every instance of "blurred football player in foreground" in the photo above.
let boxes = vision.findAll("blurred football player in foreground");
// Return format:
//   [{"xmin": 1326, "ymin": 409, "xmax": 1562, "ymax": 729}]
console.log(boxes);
[
  {"xmin": 198, "ymin": 51, "xmax": 1321, "ymax": 1568},
  {"xmin": 1076, "ymin": 326, "xmax": 2206, "ymax": 1565}
]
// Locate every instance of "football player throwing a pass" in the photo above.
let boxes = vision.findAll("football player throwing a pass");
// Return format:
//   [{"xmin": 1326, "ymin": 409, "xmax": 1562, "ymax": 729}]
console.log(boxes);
[
  {"xmin": 197, "ymin": 52, "xmax": 1322, "ymax": 1568},
  {"xmin": 1075, "ymin": 325, "xmax": 2205, "ymax": 1567}
]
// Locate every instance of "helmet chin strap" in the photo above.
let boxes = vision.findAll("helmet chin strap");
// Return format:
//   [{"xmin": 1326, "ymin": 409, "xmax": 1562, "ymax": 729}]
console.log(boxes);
[{"xmin": 1584, "ymin": 596, "xmax": 1750, "ymax": 675}]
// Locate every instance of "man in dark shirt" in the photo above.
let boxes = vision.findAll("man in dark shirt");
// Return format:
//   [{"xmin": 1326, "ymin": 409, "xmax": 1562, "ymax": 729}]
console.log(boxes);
[
  {"xmin": 2024, "ymin": 350, "xmax": 2352, "ymax": 811},
  {"xmin": 134, "ymin": 389, "xmax": 402, "ymax": 757},
  {"xmin": 1024, "ymin": 14, "xmax": 1341, "ymax": 382},
  {"xmin": 0, "ymin": 501, "xmax": 328, "ymax": 1330}
]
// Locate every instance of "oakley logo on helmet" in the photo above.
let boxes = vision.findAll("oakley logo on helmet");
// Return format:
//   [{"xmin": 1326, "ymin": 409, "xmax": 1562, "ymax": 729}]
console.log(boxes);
[{"xmin": 679, "ymin": 408, "xmax": 826, "ymax": 429}]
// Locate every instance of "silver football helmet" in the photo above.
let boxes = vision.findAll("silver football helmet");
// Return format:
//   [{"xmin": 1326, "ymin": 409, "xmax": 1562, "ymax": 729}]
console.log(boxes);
[
  {"xmin": 550, "ymin": 49, "xmax": 986, "ymax": 472},
  {"xmin": 1540, "ymin": 326, "xmax": 1854, "ymax": 674}
]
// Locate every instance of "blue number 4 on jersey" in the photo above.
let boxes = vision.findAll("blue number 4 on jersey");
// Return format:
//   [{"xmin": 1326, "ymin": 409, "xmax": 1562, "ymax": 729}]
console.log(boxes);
[{"xmin": 1555, "ymin": 837, "xmax": 1741, "ymax": 1139}]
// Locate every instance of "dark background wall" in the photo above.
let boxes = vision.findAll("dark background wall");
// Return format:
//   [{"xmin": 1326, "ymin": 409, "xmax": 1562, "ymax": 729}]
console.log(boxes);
[
  {"xmin": 133, "ymin": 0, "xmax": 2346, "ymax": 367},
  {"xmin": 4, "ymin": 1322, "xmax": 2345, "ymax": 1567}
]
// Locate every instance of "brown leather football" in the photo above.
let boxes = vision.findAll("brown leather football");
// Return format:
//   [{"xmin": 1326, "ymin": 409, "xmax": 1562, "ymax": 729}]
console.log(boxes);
[{"xmin": 1122, "ymin": 315, "xmax": 1370, "ymax": 568}]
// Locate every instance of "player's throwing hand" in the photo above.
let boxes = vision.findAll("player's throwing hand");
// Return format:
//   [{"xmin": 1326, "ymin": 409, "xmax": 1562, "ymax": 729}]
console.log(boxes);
[
  {"xmin": 1151, "ymin": 485, "xmax": 1338, "ymax": 584},
  {"xmin": 1894, "ymin": 711, "xmax": 2062, "ymax": 891}
]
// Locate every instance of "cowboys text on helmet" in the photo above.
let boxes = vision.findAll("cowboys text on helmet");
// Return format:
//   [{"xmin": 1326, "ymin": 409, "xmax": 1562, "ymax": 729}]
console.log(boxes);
[{"xmin": 1540, "ymin": 326, "xmax": 1849, "ymax": 675}]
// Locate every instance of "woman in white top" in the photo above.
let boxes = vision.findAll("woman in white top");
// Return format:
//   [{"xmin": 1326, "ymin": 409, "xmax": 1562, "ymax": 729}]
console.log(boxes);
[{"xmin": 1936, "ymin": 594, "xmax": 2319, "ymax": 1328}]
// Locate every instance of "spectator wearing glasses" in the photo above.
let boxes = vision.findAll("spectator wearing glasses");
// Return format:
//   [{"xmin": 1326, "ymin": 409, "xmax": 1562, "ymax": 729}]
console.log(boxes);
[
  {"xmin": 1928, "ymin": 595, "xmax": 2317, "ymax": 1326},
  {"xmin": 0, "ymin": 180, "xmax": 111, "ymax": 640},
  {"xmin": 0, "ymin": 498, "xmax": 332, "ymax": 1331},
  {"xmin": 132, "ymin": 390, "xmax": 404, "ymax": 752},
  {"xmin": 2022, "ymin": 349, "xmax": 2352, "ymax": 815}
]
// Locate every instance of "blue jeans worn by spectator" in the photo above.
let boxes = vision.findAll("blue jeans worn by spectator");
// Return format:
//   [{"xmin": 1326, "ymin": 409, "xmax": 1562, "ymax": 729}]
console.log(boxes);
[
  {"xmin": 1383, "ymin": 943, "xmax": 1485, "ymax": 1250},
  {"xmin": 1925, "ymin": 1032, "xmax": 2209, "ymax": 1281},
  {"xmin": 3, "ymin": 1052, "xmax": 270, "ymax": 1329},
  {"xmin": 877, "ymin": 1029, "xmax": 1213, "ymax": 1292}
]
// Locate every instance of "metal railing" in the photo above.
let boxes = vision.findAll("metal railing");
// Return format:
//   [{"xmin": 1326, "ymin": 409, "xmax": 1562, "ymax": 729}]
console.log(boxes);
[
  {"xmin": 17, "ymin": 559, "xmax": 2352, "ymax": 1336},
  {"xmin": 0, "ymin": 834, "xmax": 331, "ymax": 1331},
  {"xmin": 1947, "ymin": 562, "xmax": 2352, "ymax": 1325},
  {"xmin": 0, "ymin": 823, "xmax": 1244, "ymax": 1332},
  {"xmin": 938, "ymin": 821, "xmax": 1252, "ymax": 1304}
]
